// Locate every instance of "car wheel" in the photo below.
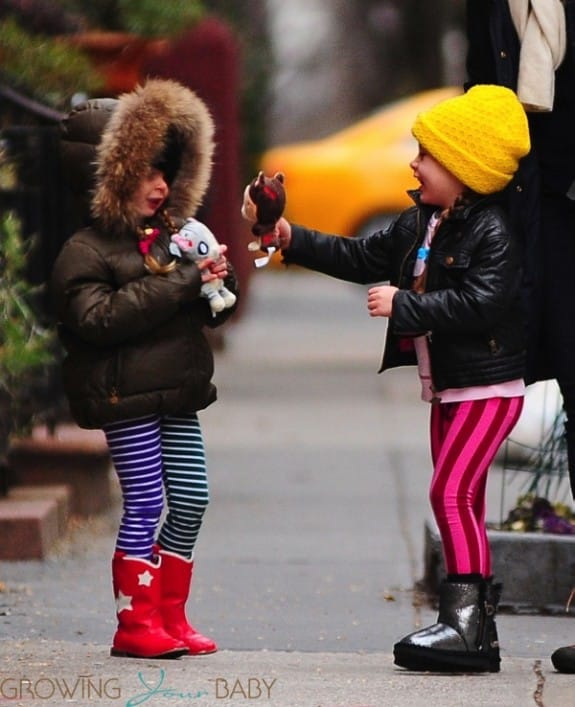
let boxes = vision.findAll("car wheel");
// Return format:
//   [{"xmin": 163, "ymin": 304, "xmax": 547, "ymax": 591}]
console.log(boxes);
[{"xmin": 354, "ymin": 213, "xmax": 399, "ymax": 239}]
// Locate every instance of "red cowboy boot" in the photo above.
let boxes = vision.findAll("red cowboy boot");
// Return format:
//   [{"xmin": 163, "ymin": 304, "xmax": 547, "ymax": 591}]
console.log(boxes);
[
  {"xmin": 156, "ymin": 547, "xmax": 217, "ymax": 655},
  {"xmin": 110, "ymin": 551, "xmax": 187, "ymax": 659}
]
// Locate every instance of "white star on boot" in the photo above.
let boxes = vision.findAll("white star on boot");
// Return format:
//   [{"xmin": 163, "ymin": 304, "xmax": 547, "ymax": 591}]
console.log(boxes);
[
  {"xmin": 116, "ymin": 591, "xmax": 133, "ymax": 613},
  {"xmin": 138, "ymin": 570, "xmax": 154, "ymax": 587}
]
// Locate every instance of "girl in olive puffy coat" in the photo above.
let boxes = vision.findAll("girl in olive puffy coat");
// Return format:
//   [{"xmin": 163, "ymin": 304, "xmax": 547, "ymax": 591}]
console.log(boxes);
[{"xmin": 51, "ymin": 79, "xmax": 239, "ymax": 659}]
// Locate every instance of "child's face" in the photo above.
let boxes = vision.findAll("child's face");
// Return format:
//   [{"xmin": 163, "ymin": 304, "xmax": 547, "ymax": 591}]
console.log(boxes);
[
  {"xmin": 410, "ymin": 146, "xmax": 465, "ymax": 209},
  {"xmin": 132, "ymin": 168, "xmax": 169, "ymax": 219}
]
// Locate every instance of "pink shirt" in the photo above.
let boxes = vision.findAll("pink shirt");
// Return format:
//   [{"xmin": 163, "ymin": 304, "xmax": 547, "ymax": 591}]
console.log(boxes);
[{"xmin": 413, "ymin": 335, "xmax": 525, "ymax": 403}]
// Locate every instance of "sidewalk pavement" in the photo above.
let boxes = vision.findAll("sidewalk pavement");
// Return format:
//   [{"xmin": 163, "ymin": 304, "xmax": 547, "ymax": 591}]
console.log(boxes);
[{"xmin": 1, "ymin": 268, "xmax": 574, "ymax": 707}]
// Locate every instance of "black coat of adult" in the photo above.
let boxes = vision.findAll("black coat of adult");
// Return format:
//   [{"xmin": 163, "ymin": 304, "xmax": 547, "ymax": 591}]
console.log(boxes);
[
  {"xmin": 283, "ymin": 193, "xmax": 525, "ymax": 393},
  {"xmin": 466, "ymin": 0, "xmax": 575, "ymax": 384}
]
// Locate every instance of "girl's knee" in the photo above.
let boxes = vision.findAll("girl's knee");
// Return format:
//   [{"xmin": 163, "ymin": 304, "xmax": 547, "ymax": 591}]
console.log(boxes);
[
  {"xmin": 429, "ymin": 484, "xmax": 444, "ymax": 514},
  {"xmin": 123, "ymin": 502, "xmax": 164, "ymax": 525},
  {"xmin": 168, "ymin": 494, "xmax": 210, "ymax": 520}
]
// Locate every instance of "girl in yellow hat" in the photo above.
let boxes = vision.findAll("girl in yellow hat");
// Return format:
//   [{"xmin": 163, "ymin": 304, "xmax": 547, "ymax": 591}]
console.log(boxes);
[{"xmin": 256, "ymin": 84, "xmax": 530, "ymax": 673}]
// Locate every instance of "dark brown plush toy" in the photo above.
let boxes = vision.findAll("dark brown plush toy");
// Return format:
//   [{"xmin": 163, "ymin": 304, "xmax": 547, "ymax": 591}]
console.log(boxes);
[{"xmin": 241, "ymin": 171, "xmax": 286, "ymax": 267}]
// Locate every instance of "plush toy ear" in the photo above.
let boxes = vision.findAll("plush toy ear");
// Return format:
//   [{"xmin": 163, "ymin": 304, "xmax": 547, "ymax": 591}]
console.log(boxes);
[
  {"xmin": 169, "ymin": 241, "xmax": 182, "ymax": 257},
  {"xmin": 273, "ymin": 172, "xmax": 285, "ymax": 184}
]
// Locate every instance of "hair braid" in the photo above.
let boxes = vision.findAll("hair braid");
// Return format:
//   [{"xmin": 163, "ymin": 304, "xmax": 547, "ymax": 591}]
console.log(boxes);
[{"xmin": 136, "ymin": 209, "xmax": 178, "ymax": 274}]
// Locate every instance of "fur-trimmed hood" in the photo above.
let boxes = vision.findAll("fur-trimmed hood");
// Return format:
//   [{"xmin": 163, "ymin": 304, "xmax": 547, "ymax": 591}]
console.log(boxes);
[{"xmin": 91, "ymin": 79, "xmax": 215, "ymax": 233}]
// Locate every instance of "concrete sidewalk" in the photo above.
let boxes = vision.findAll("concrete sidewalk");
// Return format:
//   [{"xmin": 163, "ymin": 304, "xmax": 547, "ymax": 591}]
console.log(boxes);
[
  {"xmin": 0, "ymin": 640, "xmax": 572, "ymax": 707},
  {"xmin": 1, "ymin": 269, "xmax": 574, "ymax": 707}
]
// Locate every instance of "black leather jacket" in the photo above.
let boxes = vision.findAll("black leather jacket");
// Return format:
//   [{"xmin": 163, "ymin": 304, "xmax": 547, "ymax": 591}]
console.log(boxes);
[{"xmin": 283, "ymin": 193, "xmax": 525, "ymax": 391}]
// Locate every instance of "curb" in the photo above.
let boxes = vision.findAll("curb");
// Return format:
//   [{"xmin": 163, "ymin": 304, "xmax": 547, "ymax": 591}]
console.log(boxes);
[{"xmin": 423, "ymin": 520, "xmax": 575, "ymax": 612}]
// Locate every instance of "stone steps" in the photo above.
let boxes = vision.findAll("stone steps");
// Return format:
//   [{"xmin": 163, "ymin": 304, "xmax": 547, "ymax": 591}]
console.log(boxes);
[
  {"xmin": 0, "ymin": 425, "xmax": 111, "ymax": 560},
  {"xmin": 0, "ymin": 485, "xmax": 70, "ymax": 560}
]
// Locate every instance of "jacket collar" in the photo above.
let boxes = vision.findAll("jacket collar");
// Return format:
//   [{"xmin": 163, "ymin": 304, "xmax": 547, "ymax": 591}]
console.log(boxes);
[{"xmin": 407, "ymin": 188, "xmax": 503, "ymax": 223}]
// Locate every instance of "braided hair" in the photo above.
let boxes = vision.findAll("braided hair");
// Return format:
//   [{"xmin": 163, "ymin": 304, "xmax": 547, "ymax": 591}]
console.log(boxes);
[{"xmin": 136, "ymin": 210, "xmax": 179, "ymax": 274}]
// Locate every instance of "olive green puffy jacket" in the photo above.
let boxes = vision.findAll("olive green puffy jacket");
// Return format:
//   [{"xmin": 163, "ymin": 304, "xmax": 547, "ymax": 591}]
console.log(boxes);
[{"xmin": 51, "ymin": 222, "xmax": 238, "ymax": 429}]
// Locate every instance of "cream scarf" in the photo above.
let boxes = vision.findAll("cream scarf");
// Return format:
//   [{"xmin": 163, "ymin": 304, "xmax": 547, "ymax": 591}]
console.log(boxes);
[{"xmin": 508, "ymin": 0, "xmax": 566, "ymax": 111}]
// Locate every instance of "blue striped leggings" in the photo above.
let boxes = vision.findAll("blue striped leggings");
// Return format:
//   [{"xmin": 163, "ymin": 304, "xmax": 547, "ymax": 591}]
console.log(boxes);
[{"xmin": 104, "ymin": 413, "xmax": 209, "ymax": 560}]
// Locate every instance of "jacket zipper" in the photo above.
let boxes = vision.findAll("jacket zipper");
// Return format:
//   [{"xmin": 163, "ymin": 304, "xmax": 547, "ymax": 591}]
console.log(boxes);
[
  {"xmin": 398, "ymin": 209, "xmax": 423, "ymax": 284},
  {"xmin": 109, "ymin": 354, "xmax": 121, "ymax": 404},
  {"xmin": 488, "ymin": 336, "xmax": 500, "ymax": 355}
]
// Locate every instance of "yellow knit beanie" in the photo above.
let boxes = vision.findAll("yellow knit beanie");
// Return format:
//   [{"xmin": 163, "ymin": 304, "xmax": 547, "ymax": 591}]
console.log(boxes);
[{"xmin": 411, "ymin": 85, "xmax": 531, "ymax": 194}]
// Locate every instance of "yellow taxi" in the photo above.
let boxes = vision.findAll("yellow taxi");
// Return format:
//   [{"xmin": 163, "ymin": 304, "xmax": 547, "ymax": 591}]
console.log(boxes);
[{"xmin": 259, "ymin": 86, "xmax": 460, "ymax": 239}]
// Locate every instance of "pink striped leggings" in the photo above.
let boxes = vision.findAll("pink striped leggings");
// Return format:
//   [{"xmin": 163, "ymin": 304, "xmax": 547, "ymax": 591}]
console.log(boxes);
[{"xmin": 429, "ymin": 396, "xmax": 523, "ymax": 577}]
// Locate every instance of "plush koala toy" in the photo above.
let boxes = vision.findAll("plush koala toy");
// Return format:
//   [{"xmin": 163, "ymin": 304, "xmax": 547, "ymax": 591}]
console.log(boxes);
[
  {"xmin": 241, "ymin": 171, "xmax": 286, "ymax": 267},
  {"xmin": 170, "ymin": 217, "xmax": 237, "ymax": 316}
]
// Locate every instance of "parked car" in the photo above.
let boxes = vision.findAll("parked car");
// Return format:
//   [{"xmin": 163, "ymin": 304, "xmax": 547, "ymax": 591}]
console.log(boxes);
[{"xmin": 259, "ymin": 86, "xmax": 460, "ymax": 239}]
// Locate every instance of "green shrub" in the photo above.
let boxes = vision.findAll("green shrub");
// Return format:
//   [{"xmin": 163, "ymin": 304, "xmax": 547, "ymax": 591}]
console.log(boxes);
[
  {"xmin": 0, "ymin": 17, "xmax": 103, "ymax": 108},
  {"xmin": 0, "ymin": 210, "xmax": 55, "ymax": 430}
]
